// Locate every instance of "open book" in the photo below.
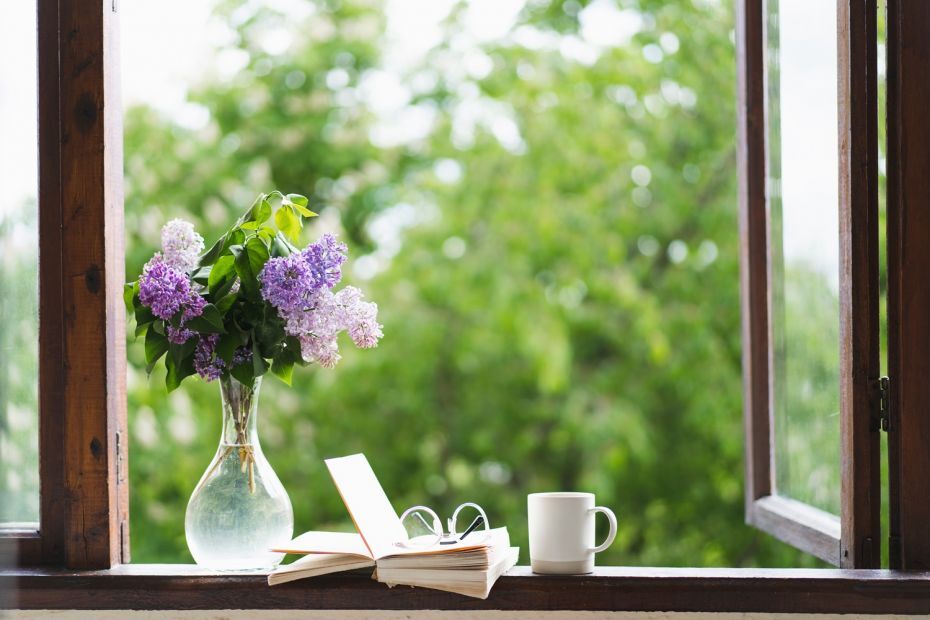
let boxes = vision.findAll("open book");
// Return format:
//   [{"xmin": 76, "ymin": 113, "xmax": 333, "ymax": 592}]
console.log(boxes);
[{"xmin": 267, "ymin": 454, "xmax": 518, "ymax": 599}]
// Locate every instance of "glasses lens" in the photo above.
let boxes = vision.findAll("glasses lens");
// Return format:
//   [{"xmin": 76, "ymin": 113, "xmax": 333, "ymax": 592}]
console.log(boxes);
[
  {"xmin": 449, "ymin": 502, "xmax": 490, "ymax": 542},
  {"xmin": 399, "ymin": 505, "xmax": 442, "ymax": 546}
]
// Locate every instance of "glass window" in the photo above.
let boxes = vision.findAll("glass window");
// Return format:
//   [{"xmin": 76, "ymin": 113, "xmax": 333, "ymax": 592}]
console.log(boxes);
[
  {"xmin": 0, "ymin": 0, "xmax": 40, "ymax": 526},
  {"xmin": 766, "ymin": 0, "xmax": 841, "ymax": 514}
]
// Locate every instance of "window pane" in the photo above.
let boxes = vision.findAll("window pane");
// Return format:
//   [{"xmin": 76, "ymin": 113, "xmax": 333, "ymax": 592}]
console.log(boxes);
[
  {"xmin": 766, "ymin": 0, "xmax": 841, "ymax": 514},
  {"xmin": 0, "ymin": 1, "xmax": 40, "ymax": 525}
]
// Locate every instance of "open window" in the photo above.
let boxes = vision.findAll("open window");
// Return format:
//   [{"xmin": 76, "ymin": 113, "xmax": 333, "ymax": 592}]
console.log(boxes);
[
  {"xmin": 737, "ymin": 0, "xmax": 881, "ymax": 567},
  {"xmin": 3, "ymin": 0, "xmax": 930, "ymax": 597}
]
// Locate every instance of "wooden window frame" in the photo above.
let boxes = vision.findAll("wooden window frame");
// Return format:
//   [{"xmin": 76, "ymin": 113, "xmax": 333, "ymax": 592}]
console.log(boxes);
[
  {"xmin": 4, "ymin": 0, "xmax": 930, "ymax": 614},
  {"xmin": 0, "ymin": 0, "xmax": 128, "ymax": 568},
  {"xmin": 738, "ymin": 0, "xmax": 882, "ymax": 567},
  {"xmin": 886, "ymin": 0, "xmax": 930, "ymax": 571}
]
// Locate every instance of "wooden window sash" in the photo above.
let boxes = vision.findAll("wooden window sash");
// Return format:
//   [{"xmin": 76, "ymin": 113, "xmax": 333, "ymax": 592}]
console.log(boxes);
[
  {"xmin": 886, "ymin": 0, "xmax": 930, "ymax": 570},
  {"xmin": 0, "ymin": 0, "xmax": 129, "ymax": 569},
  {"xmin": 737, "ymin": 0, "xmax": 882, "ymax": 567}
]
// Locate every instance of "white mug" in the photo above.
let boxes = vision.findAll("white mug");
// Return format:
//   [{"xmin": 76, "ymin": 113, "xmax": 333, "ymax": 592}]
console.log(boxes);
[{"xmin": 527, "ymin": 492, "xmax": 617, "ymax": 574}]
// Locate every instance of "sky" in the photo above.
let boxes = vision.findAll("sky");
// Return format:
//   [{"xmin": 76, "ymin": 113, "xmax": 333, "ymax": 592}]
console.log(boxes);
[{"xmin": 0, "ymin": 2, "xmax": 39, "ymax": 216}]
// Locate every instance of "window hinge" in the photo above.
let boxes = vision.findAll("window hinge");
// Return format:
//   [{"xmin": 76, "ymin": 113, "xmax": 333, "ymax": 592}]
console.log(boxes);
[
  {"xmin": 876, "ymin": 376, "xmax": 891, "ymax": 432},
  {"xmin": 116, "ymin": 430, "xmax": 125, "ymax": 483}
]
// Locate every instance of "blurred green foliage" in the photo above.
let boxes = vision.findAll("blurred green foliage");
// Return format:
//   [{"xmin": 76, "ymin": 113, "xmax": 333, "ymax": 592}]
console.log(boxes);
[
  {"xmin": 0, "ymin": 208, "xmax": 40, "ymax": 524},
  {"xmin": 123, "ymin": 0, "xmax": 822, "ymax": 567}
]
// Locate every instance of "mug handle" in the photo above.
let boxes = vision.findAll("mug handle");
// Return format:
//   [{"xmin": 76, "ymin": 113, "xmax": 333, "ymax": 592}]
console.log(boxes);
[{"xmin": 588, "ymin": 506, "xmax": 617, "ymax": 553}]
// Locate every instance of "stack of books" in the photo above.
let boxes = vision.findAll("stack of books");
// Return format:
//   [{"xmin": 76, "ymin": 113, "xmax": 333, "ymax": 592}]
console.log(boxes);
[{"xmin": 268, "ymin": 453, "xmax": 518, "ymax": 599}]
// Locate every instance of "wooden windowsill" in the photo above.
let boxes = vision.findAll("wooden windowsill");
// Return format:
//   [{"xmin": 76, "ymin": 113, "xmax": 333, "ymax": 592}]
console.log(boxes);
[{"xmin": 5, "ymin": 564, "xmax": 930, "ymax": 614}]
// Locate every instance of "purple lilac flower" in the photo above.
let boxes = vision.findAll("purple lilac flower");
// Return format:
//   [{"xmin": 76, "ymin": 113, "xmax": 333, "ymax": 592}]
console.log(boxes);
[
  {"xmin": 258, "ymin": 253, "xmax": 315, "ymax": 313},
  {"xmin": 161, "ymin": 219, "xmax": 204, "ymax": 273},
  {"xmin": 278, "ymin": 287, "xmax": 383, "ymax": 366},
  {"xmin": 301, "ymin": 233, "xmax": 347, "ymax": 290},
  {"xmin": 232, "ymin": 346, "xmax": 252, "ymax": 367},
  {"xmin": 184, "ymin": 292, "xmax": 207, "ymax": 321},
  {"xmin": 138, "ymin": 254, "xmax": 207, "ymax": 343},
  {"xmin": 194, "ymin": 334, "xmax": 225, "ymax": 381},
  {"xmin": 167, "ymin": 325, "xmax": 196, "ymax": 345},
  {"xmin": 257, "ymin": 233, "xmax": 381, "ymax": 368},
  {"xmin": 139, "ymin": 254, "xmax": 195, "ymax": 320},
  {"xmin": 298, "ymin": 333, "xmax": 341, "ymax": 369}
]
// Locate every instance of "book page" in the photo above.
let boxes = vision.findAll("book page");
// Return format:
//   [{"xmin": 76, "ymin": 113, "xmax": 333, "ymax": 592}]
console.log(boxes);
[
  {"xmin": 271, "ymin": 530, "xmax": 372, "ymax": 557},
  {"xmin": 267, "ymin": 553, "xmax": 376, "ymax": 586},
  {"xmin": 325, "ymin": 453, "xmax": 409, "ymax": 560}
]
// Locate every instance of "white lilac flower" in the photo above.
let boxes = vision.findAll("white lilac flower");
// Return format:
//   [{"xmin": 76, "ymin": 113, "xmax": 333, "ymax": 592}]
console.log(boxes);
[
  {"xmin": 161, "ymin": 218, "xmax": 204, "ymax": 273},
  {"xmin": 335, "ymin": 286, "xmax": 382, "ymax": 349}
]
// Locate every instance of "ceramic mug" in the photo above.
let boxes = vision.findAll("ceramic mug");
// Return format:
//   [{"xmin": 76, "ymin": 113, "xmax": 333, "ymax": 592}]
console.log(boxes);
[{"xmin": 527, "ymin": 492, "xmax": 617, "ymax": 574}]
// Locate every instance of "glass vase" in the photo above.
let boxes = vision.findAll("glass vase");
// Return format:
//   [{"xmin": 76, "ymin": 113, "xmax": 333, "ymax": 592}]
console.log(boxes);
[{"xmin": 185, "ymin": 375, "xmax": 294, "ymax": 571}]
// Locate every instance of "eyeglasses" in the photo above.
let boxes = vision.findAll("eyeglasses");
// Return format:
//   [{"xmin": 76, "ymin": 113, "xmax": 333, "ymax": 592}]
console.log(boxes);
[{"xmin": 395, "ymin": 502, "xmax": 490, "ymax": 548}]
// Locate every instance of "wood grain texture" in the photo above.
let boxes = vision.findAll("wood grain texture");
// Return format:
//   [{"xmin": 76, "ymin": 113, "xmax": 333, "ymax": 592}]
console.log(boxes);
[
  {"xmin": 748, "ymin": 496, "xmax": 840, "ymax": 565},
  {"xmin": 886, "ymin": 0, "xmax": 930, "ymax": 570},
  {"xmin": 36, "ymin": 0, "xmax": 68, "ymax": 568},
  {"xmin": 837, "ymin": 0, "xmax": 881, "ymax": 569},
  {"xmin": 736, "ymin": 0, "xmax": 772, "ymax": 514},
  {"xmin": 55, "ymin": 0, "xmax": 127, "ymax": 569},
  {"xmin": 4, "ymin": 565, "xmax": 930, "ymax": 614}
]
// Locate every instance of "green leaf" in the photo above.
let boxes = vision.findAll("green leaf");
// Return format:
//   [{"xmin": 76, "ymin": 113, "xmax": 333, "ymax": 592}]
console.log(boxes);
[
  {"xmin": 186, "ymin": 303, "xmax": 225, "ymax": 334},
  {"xmin": 286, "ymin": 193, "xmax": 316, "ymax": 217},
  {"xmin": 216, "ymin": 331, "xmax": 241, "ymax": 364},
  {"xmin": 165, "ymin": 339, "xmax": 197, "ymax": 391},
  {"xmin": 237, "ymin": 194, "xmax": 264, "ymax": 225},
  {"xmin": 234, "ymin": 237, "xmax": 270, "ymax": 300},
  {"xmin": 230, "ymin": 357, "xmax": 255, "ymax": 387},
  {"xmin": 207, "ymin": 255, "xmax": 237, "ymax": 297},
  {"xmin": 271, "ymin": 356, "xmax": 294, "ymax": 385},
  {"xmin": 254, "ymin": 316, "xmax": 286, "ymax": 358},
  {"xmin": 134, "ymin": 304, "xmax": 154, "ymax": 339},
  {"xmin": 252, "ymin": 336, "xmax": 270, "ymax": 377},
  {"xmin": 124, "ymin": 282, "xmax": 139, "ymax": 314},
  {"xmin": 135, "ymin": 321, "xmax": 150, "ymax": 339},
  {"xmin": 134, "ymin": 305, "xmax": 154, "ymax": 329},
  {"xmin": 278, "ymin": 336, "xmax": 305, "ymax": 366},
  {"xmin": 286, "ymin": 193, "xmax": 308, "ymax": 207},
  {"xmin": 165, "ymin": 350, "xmax": 196, "ymax": 392},
  {"xmin": 214, "ymin": 291, "xmax": 238, "ymax": 314},
  {"xmin": 255, "ymin": 198, "xmax": 273, "ymax": 224},
  {"xmin": 190, "ymin": 266, "xmax": 211, "ymax": 286},
  {"xmin": 239, "ymin": 220, "xmax": 260, "ymax": 230},
  {"xmin": 275, "ymin": 206, "xmax": 302, "ymax": 243},
  {"xmin": 199, "ymin": 232, "xmax": 227, "ymax": 267},
  {"xmin": 144, "ymin": 327, "xmax": 169, "ymax": 368},
  {"xmin": 225, "ymin": 228, "xmax": 246, "ymax": 251},
  {"xmin": 272, "ymin": 232, "xmax": 294, "ymax": 258},
  {"xmin": 170, "ymin": 338, "xmax": 197, "ymax": 368}
]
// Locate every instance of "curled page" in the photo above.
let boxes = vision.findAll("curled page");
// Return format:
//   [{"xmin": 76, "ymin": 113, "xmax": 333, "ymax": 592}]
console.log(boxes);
[{"xmin": 324, "ymin": 453, "xmax": 409, "ymax": 559}]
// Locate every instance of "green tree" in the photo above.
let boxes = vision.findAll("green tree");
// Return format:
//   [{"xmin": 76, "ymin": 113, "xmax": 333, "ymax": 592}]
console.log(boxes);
[{"xmin": 125, "ymin": 0, "xmax": 819, "ymax": 567}]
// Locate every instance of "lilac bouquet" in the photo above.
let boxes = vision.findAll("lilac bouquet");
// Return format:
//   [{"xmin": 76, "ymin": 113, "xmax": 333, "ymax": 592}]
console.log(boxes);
[{"xmin": 124, "ymin": 191, "xmax": 383, "ymax": 391}]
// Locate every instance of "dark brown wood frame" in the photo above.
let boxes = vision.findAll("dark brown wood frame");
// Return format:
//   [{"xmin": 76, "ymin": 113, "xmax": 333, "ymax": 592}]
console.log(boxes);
[
  {"xmin": 6, "ymin": 566, "xmax": 930, "ymax": 614},
  {"xmin": 886, "ymin": 0, "xmax": 930, "ymax": 570},
  {"xmin": 738, "ymin": 0, "xmax": 882, "ymax": 567},
  {"xmin": 0, "ymin": 0, "xmax": 129, "ymax": 569},
  {"xmin": 4, "ymin": 0, "xmax": 930, "ymax": 613}
]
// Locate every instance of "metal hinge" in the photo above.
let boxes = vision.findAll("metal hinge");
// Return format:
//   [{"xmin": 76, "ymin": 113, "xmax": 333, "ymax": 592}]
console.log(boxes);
[
  {"xmin": 116, "ymin": 430, "xmax": 125, "ymax": 482},
  {"xmin": 877, "ymin": 376, "xmax": 891, "ymax": 432}
]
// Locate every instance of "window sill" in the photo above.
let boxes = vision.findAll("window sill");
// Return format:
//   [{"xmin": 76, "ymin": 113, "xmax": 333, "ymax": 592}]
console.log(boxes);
[{"xmin": 5, "ymin": 564, "xmax": 930, "ymax": 614}]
